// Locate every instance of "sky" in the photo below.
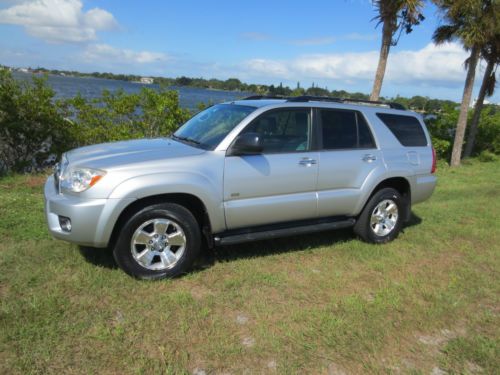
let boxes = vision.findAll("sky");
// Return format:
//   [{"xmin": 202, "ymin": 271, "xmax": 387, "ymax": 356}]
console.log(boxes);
[{"xmin": 0, "ymin": 0, "xmax": 498, "ymax": 102}]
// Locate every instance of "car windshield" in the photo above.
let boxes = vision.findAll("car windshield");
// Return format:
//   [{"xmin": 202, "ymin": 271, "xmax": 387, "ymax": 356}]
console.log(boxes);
[{"xmin": 173, "ymin": 104, "xmax": 256, "ymax": 150}]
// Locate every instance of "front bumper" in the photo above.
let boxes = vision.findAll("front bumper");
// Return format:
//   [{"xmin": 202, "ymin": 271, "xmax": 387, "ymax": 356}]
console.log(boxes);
[{"xmin": 44, "ymin": 176, "xmax": 135, "ymax": 247}]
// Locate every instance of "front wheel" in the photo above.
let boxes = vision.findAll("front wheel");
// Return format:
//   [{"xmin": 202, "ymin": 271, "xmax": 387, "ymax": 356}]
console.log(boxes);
[
  {"xmin": 354, "ymin": 188, "xmax": 404, "ymax": 244},
  {"xmin": 113, "ymin": 203, "xmax": 201, "ymax": 279}
]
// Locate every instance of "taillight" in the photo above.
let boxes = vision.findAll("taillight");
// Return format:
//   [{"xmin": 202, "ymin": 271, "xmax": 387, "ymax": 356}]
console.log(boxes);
[{"xmin": 431, "ymin": 147, "xmax": 437, "ymax": 174}]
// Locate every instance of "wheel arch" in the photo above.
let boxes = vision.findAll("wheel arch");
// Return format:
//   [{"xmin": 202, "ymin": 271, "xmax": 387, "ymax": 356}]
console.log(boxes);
[
  {"xmin": 359, "ymin": 176, "xmax": 412, "ymax": 222},
  {"xmin": 109, "ymin": 193, "xmax": 213, "ymax": 249}
]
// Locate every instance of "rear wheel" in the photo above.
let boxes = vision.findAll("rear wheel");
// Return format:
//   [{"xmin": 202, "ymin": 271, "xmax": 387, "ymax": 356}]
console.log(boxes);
[
  {"xmin": 113, "ymin": 203, "xmax": 201, "ymax": 279},
  {"xmin": 354, "ymin": 188, "xmax": 403, "ymax": 244}
]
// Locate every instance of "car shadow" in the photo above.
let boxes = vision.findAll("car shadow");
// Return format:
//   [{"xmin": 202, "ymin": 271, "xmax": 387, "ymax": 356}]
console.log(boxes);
[
  {"xmin": 79, "ymin": 246, "xmax": 118, "ymax": 269},
  {"xmin": 79, "ymin": 212, "xmax": 423, "ymax": 272},
  {"xmin": 195, "ymin": 211, "xmax": 423, "ymax": 270}
]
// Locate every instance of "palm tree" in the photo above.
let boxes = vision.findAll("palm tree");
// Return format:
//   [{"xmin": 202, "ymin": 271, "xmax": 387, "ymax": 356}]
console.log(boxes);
[
  {"xmin": 433, "ymin": 0, "xmax": 498, "ymax": 166},
  {"xmin": 370, "ymin": 0, "xmax": 425, "ymax": 101},
  {"xmin": 464, "ymin": 36, "xmax": 500, "ymax": 158}
]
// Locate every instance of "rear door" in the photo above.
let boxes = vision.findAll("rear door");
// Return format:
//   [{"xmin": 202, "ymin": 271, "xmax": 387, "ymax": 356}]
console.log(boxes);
[
  {"xmin": 316, "ymin": 108, "xmax": 383, "ymax": 217},
  {"xmin": 223, "ymin": 108, "xmax": 319, "ymax": 229}
]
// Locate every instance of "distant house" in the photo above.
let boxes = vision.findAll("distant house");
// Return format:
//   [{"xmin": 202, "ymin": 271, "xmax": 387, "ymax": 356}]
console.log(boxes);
[{"xmin": 140, "ymin": 77, "xmax": 154, "ymax": 84}]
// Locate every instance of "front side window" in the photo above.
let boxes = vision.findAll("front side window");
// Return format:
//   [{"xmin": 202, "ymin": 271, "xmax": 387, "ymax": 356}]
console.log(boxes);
[
  {"xmin": 241, "ymin": 109, "xmax": 311, "ymax": 153},
  {"xmin": 173, "ymin": 104, "xmax": 255, "ymax": 150},
  {"xmin": 320, "ymin": 109, "xmax": 376, "ymax": 150}
]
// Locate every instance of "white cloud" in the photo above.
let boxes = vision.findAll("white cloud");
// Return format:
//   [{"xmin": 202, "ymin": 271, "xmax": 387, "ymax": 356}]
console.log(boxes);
[
  {"xmin": 242, "ymin": 42, "xmax": 469, "ymax": 86},
  {"xmin": 83, "ymin": 44, "xmax": 169, "ymax": 65},
  {"xmin": 243, "ymin": 58, "xmax": 289, "ymax": 77},
  {"xmin": 0, "ymin": 0, "xmax": 117, "ymax": 43}
]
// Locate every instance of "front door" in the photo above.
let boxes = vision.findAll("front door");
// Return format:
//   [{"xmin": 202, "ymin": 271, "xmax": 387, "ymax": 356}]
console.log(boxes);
[{"xmin": 223, "ymin": 108, "xmax": 319, "ymax": 229}]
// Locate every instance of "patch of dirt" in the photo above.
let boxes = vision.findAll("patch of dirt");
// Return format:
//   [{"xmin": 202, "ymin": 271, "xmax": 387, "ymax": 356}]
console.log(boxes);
[
  {"xmin": 266, "ymin": 360, "xmax": 277, "ymax": 371},
  {"xmin": 241, "ymin": 336, "xmax": 255, "ymax": 348},
  {"xmin": 326, "ymin": 362, "xmax": 348, "ymax": 375},
  {"xmin": 417, "ymin": 326, "xmax": 466, "ymax": 349},
  {"xmin": 26, "ymin": 175, "xmax": 48, "ymax": 188},
  {"xmin": 465, "ymin": 361, "xmax": 484, "ymax": 373},
  {"xmin": 430, "ymin": 367, "xmax": 447, "ymax": 375},
  {"xmin": 235, "ymin": 314, "xmax": 249, "ymax": 325},
  {"xmin": 192, "ymin": 368, "xmax": 207, "ymax": 375},
  {"xmin": 189, "ymin": 285, "xmax": 214, "ymax": 301}
]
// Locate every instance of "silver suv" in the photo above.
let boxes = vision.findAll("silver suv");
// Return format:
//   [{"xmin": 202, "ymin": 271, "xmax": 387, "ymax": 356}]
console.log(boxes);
[{"xmin": 44, "ymin": 96, "xmax": 437, "ymax": 279}]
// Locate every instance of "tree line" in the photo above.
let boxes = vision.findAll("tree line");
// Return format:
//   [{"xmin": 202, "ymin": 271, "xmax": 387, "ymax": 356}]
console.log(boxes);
[{"xmin": 1, "ymin": 68, "xmax": 499, "ymax": 175}]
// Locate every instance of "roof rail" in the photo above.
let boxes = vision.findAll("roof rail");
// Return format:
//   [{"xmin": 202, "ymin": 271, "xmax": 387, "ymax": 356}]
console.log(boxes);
[
  {"xmin": 287, "ymin": 95, "xmax": 405, "ymax": 110},
  {"xmin": 240, "ymin": 94, "xmax": 406, "ymax": 110},
  {"xmin": 242, "ymin": 95, "xmax": 286, "ymax": 100}
]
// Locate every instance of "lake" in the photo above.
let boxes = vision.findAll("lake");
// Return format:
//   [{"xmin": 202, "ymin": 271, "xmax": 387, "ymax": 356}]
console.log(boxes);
[{"xmin": 11, "ymin": 71, "xmax": 252, "ymax": 110}]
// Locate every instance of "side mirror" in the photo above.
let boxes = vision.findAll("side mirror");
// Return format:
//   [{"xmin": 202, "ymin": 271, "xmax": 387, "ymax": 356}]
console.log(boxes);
[{"xmin": 228, "ymin": 132, "xmax": 263, "ymax": 156}]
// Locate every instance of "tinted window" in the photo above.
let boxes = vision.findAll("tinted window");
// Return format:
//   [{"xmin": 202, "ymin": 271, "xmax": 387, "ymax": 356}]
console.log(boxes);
[
  {"xmin": 377, "ymin": 113, "xmax": 427, "ymax": 147},
  {"xmin": 242, "ymin": 109, "xmax": 310, "ymax": 153},
  {"xmin": 358, "ymin": 115, "xmax": 376, "ymax": 148},
  {"xmin": 321, "ymin": 110, "xmax": 376, "ymax": 150}
]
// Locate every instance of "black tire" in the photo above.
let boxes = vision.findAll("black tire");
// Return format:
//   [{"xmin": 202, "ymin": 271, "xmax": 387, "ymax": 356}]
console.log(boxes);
[
  {"xmin": 354, "ymin": 187, "xmax": 404, "ymax": 244},
  {"xmin": 113, "ymin": 203, "xmax": 201, "ymax": 280}
]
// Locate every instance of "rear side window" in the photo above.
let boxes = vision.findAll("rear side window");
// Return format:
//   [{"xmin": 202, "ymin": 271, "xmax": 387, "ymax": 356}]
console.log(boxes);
[
  {"xmin": 320, "ymin": 109, "xmax": 376, "ymax": 150},
  {"xmin": 376, "ymin": 113, "xmax": 427, "ymax": 147}
]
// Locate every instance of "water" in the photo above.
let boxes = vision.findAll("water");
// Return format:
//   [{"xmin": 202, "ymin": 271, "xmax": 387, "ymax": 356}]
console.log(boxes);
[{"xmin": 11, "ymin": 71, "xmax": 252, "ymax": 110}]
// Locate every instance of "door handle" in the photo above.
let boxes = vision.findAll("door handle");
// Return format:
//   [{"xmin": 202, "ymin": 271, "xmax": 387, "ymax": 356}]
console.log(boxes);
[
  {"xmin": 298, "ymin": 158, "xmax": 317, "ymax": 166},
  {"xmin": 362, "ymin": 154, "xmax": 377, "ymax": 162}
]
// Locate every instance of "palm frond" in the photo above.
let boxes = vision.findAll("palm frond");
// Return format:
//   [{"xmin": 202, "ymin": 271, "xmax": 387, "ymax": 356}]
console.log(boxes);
[{"xmin": 433, "ymin": 25, "xmax": 459, "ymax": 44}]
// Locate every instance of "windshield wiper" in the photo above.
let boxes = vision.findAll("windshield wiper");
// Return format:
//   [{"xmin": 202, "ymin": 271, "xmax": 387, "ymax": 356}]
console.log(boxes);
[{"xmin": 171, "ymin": 134, "xmax": 201, "ymax": 145}]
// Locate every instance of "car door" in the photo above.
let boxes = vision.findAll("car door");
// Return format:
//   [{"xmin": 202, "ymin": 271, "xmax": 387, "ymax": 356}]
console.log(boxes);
[
  {"xmin": 316, "ymin": 108, "xmax": 383, "ymax": 217},
  {"xmin": 223, "ymin": 108, "xmax": 319, "ymax": 229}
]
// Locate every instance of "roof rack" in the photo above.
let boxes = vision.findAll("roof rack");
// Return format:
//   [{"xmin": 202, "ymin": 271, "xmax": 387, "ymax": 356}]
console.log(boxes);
[
  {"xmin": 241, "ymin": 95, "xmax": 405, "ymax": 110},
  {"xmin": 242, "ymin": 95, "xmax": 286, "ymax": 100},
  {"xmin": 287, "ymin": 95, "xmax": 406, "ymax": 110}
]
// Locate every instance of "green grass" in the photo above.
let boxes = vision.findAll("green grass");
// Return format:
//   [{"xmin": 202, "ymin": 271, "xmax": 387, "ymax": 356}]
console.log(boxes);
[{"xmin": 1, "ymin": 160, "xmax": 499, "ymax": 374}]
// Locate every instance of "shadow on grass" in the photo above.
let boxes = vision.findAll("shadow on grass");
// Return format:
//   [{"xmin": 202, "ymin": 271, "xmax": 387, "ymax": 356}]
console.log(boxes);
[
  {"xmin": 196, "ymin": 212, "xmax": 423, "ymax": 270},
  {"xmin": 79, "ymin": 246, "xmax": 117, "ymax": 269},
  {"xmin": 79, "ymin": 212, "xmax": 422, "ymax": 272}
]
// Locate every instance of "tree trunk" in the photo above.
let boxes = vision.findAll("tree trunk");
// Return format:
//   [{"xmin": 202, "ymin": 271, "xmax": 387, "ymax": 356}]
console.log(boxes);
[
  {"xmin": 370, "ymin": 23, "xmax": 393, "ymax": 101},
  {"xmin": 450, "ymin": 46, "xmax": 480, "ymax": 167},
  {"xmin": 463, "ymin": 59, "xmax": 495, "ymax": 158}
]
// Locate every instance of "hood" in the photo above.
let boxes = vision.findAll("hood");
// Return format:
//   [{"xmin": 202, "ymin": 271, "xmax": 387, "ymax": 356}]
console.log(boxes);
[{"xmin": 66, "ymin": 138, "xmax": 205, "ymax": 170}]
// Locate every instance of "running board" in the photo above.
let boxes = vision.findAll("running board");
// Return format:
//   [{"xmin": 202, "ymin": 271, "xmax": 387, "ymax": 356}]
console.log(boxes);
[{"xmin": 214, "ymin": 218, "xmax": 356, "ymax": 246}]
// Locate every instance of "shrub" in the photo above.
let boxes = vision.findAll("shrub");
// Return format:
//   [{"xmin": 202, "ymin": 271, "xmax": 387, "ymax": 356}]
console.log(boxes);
[
  {"xmin": 472, "ymin": 106, "xmax": 500, "ymax": 156},
  {"xmin": 64, "ymin": 88, "xmax": 191, "ymax": 147},
  {"xmin": 0, "ymin": 69, "xmax": 72, "ymax": 173},
  {"xmin": 0, "ymin": 69, "xmax": 191, "ymax": 174},
  {"xmin": 478, "ymin": 150, "xmax": 499, "ymax": 163}
]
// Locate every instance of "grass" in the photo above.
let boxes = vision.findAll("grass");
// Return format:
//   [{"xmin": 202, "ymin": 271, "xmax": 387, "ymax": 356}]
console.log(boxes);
[{"xmin": 0, "ymin": 159, "xmax": 499, "ymax": 374}]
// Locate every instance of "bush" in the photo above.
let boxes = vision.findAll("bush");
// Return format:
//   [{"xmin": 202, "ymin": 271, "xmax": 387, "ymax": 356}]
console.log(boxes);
[
  {"xmin": 472, "ymin": 106, "xmax": 500, "ymax": 156},
  {"xmin": 0, "ymin": 69, "xmax": 72, "ymax": 173},
  {"xmin": 63, "ymin": 88, "xmax": 191, "ymax": 147},
  {"xmin": 478, "ymin": 150, "xmax": 499, "ymax": 163},
  {"xmin": 0, "ymin": 69, "xmax": 191, "ymax": 175}
]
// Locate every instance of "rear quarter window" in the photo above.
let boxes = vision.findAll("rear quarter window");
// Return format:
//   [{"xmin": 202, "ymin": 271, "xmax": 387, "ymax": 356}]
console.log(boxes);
[{"xmin": 376, "ymin": 113, "xmax": 427, "ymax": 147}]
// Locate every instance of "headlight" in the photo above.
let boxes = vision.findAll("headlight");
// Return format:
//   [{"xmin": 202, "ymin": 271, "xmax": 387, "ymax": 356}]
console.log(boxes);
[{"xmin": 60, "ymin": 167, "xmax": 106, "ymax": 193}]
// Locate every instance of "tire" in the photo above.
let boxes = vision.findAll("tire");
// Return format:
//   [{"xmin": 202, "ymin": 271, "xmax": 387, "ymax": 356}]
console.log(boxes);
[
  {"xmin": 113, "ymin": 203, "xmax": 201, "ymax": 280},
  {"xmin": 354, "ymin": 187, "xmax": 404, "ymax": 244}
]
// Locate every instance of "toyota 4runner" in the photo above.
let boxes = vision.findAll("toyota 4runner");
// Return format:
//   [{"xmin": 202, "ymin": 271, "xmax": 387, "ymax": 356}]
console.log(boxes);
[{"xmin": 44, "ymin": 96, "xmax": 437, "ymax": 279}]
